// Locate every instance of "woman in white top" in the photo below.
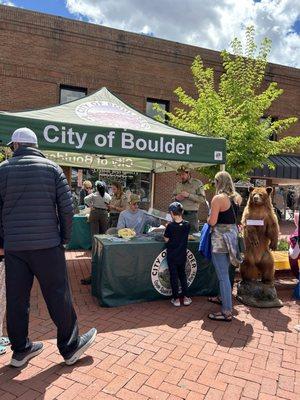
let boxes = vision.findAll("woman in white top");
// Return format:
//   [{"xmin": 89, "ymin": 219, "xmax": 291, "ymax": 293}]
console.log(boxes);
[{"xmin": 84, "ymin": 181, "xmax": 111, "ymax": 236}]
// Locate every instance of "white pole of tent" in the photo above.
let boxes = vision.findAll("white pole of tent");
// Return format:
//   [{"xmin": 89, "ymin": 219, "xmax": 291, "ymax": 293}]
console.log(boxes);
[
  {"xmin": 150, "ymin": 161, "xmax": 156, "ymax": 208},
  {"xmin": 220, "ymin": 164, "xmax": 225, "ymax": 171}
]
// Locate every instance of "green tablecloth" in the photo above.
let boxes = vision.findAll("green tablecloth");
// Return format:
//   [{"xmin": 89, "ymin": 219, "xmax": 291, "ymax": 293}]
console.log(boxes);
[
  {"xmin": 91, "ymin": 236, "xmax": 235, "ymax": 307},
  {"xmin": 67, "ymin": 215, "xmax": 92, "ymax": 250}
]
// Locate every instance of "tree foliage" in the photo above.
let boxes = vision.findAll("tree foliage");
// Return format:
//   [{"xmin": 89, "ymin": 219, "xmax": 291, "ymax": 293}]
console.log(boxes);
[{"xmin": 156, "ymin": 26, "xmax": 299, "ymax": 180}]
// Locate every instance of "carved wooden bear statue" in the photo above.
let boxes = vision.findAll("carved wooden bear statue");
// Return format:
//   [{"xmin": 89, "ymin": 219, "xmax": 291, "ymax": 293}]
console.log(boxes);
[{"xmin": 241, "ymin": 187, "xmax": 279, "ymax": 284}]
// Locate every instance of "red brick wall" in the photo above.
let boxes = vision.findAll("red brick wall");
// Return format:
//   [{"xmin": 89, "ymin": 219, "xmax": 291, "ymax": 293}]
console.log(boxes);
[
  {"xmin": 0, "ymin": 5, "xmax": 299, "ymax": 138},
  {"xmin": 0, "ymin": 5, "xmax": 299, "ymax": 205}
]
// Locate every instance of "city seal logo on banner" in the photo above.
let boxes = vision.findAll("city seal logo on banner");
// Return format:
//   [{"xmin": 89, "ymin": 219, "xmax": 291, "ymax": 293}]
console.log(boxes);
[
  {"xmin": 151, "ymin": 250, "xmax": 197, "ymax": 296},
  {"xmin": 76, "ymin": 101, "xmax": 151, "ymax": 130}
]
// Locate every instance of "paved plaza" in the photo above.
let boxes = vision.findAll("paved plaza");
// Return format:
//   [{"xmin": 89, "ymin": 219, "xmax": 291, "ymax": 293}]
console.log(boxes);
[{"xmin": 0, "ymin": 250, "xmax": 299, "ymax": 400}]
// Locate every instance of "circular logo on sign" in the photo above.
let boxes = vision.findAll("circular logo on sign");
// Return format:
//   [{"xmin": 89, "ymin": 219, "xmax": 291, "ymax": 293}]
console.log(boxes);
[
  {"xmin": 151, "ymin": 249, "xmax": 197, "ymax": 296},
  {"xmin": 75, "ymin": 101, "xmax": 151, "ymax": 130}
]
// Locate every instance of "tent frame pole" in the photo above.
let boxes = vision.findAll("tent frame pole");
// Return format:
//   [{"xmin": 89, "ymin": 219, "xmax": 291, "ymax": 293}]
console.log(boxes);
[
  {"xmin": 150, "ymin": 161, "xmax": 156, "ymax": 208},
  {"xmin": 220, "ymin": 164, "xmax": 225, "ymax": 171}
]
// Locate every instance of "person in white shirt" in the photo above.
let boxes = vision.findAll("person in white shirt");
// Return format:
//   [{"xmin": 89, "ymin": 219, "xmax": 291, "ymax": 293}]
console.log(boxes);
[{"xmin": 84, "ymin": 181, "xmax": 111, "ymax": 236}]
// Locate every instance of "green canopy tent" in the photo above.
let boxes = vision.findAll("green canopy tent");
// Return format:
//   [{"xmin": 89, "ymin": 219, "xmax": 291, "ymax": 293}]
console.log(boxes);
[{"xmin": 0, "ymin": 87, "xmax": 226, "ymax": 202}]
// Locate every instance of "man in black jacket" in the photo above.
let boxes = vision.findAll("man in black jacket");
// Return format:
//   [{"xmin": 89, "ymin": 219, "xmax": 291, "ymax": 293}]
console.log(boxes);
[{"xmin": 0, "ymin": 127, "xmax": 97, "ymax": 367}]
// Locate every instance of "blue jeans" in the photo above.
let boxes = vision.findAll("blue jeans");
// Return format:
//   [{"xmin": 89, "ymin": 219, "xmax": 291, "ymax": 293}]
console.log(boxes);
[{"xmin": 212, "ymin": 252, "xmax": 232, "ymax": 313}]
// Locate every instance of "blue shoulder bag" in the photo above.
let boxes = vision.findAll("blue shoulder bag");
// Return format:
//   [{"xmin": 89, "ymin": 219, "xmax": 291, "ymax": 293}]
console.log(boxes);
[{"xmin": 199, "ymin": 223, "xmax": 212, "ymax": 260}]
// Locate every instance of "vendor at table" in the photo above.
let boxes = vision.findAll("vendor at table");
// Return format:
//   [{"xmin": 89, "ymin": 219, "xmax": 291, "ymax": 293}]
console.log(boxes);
[
  {"xmin": 117, "ymin": 194, "xmax": 160, "ymax": 234},
  {"xmin": 107, "ymin": 181, "xmax": 128, "ymax": 228},
  {"xmin": 173, "ymin": 165, "xmax": 206, "ymax": 233},
  {"xmin": 84, "ymin": 180, "xmax": 111, "ymax": 236}
]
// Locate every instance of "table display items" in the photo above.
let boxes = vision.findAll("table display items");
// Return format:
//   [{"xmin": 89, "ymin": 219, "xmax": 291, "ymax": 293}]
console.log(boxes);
[{"xmin": 117, "ymin": 228, "xmax": 136, "ymax": 239}]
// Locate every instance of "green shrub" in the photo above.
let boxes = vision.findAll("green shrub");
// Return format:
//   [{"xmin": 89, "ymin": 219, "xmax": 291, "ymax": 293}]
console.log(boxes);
[{"xmin": 277, "ymin": 239, "xmax": 289, "ymax": 251}]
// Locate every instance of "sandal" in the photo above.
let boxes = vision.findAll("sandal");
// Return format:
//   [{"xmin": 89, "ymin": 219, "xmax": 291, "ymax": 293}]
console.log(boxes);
[
  {"xmin": 208, "ymin": 312, "xmax": 232, "ymax": 322},
  {"xmin": 0, "ymin": 345, "xmax": 6, "ymax": 355},
  {"xmin": 0, "ymin": 337, "xmax": 10, "ymax": 346},
  {"xmin": 208, "ymin": 296, "xmax": 222, "ymax": 305}
]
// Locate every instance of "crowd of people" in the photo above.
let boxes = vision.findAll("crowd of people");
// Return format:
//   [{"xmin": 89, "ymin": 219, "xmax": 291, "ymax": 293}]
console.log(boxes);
[{"xmin": 0, "ymin": 127, "xmax": 299, "ymax": 366}]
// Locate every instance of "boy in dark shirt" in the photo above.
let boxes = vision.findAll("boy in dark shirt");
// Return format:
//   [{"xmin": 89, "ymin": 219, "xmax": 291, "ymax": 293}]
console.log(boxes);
[{"xmin": 164, "ymin": 202, "xmax": 192, "ymax": 307}]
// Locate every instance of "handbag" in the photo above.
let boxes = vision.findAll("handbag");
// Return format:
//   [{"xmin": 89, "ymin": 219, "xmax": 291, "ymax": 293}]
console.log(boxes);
[
  {"xmin": 199, "ymin": 222, "xmax": 212, "ymax": 260},
  {"xmin": 230, "ymin": 199, "xmax": 245, "ymax": 257}
]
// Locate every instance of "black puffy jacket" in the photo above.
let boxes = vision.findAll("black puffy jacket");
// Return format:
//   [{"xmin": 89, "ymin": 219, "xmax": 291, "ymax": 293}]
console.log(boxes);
[{"xmin": 0, "ymin": 146, "xmax": 73, "ymax": 251}]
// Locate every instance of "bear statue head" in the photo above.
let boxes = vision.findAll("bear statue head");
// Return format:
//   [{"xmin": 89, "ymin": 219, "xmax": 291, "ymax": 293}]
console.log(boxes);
[{"xmin": 248, "ymin": 186, "xmax": 273, "ymax": 207}]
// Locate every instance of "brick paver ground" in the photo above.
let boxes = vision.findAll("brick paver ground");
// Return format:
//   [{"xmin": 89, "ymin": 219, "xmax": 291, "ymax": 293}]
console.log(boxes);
[{"xmin": 0, "ymin": 250, "xmax": 299, "ymax": 400}]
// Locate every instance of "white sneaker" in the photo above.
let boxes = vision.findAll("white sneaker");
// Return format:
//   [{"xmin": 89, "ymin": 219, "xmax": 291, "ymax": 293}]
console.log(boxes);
[
  {"xmin": 171, "ymin": 298, "xmax": 180, "ymax": 307},
  {"xmin": 183, "ymin": 296, "xmax": 192, "ymax": 306}
]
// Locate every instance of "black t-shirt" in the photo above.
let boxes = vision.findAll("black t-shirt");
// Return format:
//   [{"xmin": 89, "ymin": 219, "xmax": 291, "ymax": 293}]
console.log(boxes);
[{"xmin": 164, "ymin": 220, "xmax": 190, "ymax": 263}]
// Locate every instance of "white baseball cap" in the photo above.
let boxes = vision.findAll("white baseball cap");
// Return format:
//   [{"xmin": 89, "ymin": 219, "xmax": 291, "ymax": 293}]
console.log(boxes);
[{"xmin": 7, "ymin": 127, "xmax": 38, "ymax": 146}]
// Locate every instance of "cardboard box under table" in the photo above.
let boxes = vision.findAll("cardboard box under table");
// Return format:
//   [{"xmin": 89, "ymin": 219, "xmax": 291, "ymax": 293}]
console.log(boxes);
[{"xmin": 91, "ymin": 235, "xmax": 235, "ymax": 307}]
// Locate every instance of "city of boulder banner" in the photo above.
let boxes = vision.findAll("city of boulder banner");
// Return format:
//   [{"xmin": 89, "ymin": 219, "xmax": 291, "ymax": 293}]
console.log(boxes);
[{"xmin": 0, "ymin": 114, "xmax": 225, "ymax": 165}]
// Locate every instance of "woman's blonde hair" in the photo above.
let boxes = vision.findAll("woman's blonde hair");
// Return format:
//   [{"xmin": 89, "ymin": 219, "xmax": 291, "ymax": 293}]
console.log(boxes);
[
  {"xmin": 214, "ymin": 171, "xmax": 237, "ymax": 198},
  {"xmin": 83, "ymin": 180, "xmax": 92, "ymax": 189}
]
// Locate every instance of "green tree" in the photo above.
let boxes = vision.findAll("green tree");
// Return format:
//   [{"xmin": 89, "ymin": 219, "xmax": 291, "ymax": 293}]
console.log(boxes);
[
  {"xmin": 156, "ymin": 26, "xmax": 299, "ymax": 180},
  {"xmin": 0, "ymin": 147, "xmax": 10, "ymax": 163}
]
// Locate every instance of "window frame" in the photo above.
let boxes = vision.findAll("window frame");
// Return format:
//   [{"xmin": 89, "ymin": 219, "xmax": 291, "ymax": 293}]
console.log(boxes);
[
  {"xmin": 59, "ymin": 85, "xmax": 87, "ymax": 104},
  {"xmin": 146, "ymin": 97, "xmax": 170, "ymax": 123}
]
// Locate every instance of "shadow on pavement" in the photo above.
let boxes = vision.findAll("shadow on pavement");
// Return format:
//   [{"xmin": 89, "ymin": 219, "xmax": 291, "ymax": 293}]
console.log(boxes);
[{"xmin": 0, "ymin": 356, "xmax": 94, "ymax": 398}]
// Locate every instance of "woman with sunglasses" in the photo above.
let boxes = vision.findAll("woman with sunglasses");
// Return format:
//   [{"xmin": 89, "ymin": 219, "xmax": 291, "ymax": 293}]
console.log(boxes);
[
  {"xmin": 79, "ymin": 180, "xmax": 93, "ymax": 206},
  {"xmin": 207, "ymin": 171, "xmax": 242, "ymax": 322}
]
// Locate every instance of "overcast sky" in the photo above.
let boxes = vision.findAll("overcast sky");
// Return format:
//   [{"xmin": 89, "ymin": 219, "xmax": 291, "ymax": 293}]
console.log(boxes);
[{"xmin": 1, "ymin": 0, "xmax": 300, "ymax": 68}]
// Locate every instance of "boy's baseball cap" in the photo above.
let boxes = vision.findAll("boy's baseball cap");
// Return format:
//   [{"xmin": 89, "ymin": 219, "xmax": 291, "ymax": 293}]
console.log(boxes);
[
  {"xmin": 168, "ymin": 201, "xmax": 183, "ymax": 213},
  {"xmin": 7, "ymin": 127, "xmax": 38, "ymax": 146}
]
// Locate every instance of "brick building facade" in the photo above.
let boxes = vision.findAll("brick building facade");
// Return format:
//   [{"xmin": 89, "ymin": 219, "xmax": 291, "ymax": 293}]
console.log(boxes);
[{"xmin": 0, "ymin": 5, "xmax": 299, "ymax": 211}]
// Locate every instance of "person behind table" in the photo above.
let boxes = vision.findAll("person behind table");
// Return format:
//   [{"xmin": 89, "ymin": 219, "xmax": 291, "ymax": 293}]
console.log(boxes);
[
  {"xmin": 117, "ymin": 194, "xmax": 160, "ymax": 234},
  {"xmin": 207, "ymin": 171, "xmax": 242, "ymax": 322},
  {"xmin": 164, "ymin": 202, "xmax": 192, "ymax": 307},
  {"xmin": 107, "ymin": 182, "xmax": 128, "ymax": 228},
  {"xmin": 173, "ymin": 165, "xmax": 206, "ymax": 233},
  {"xmin": 0, "ymin": 238, "xmax": 10, "ymax": 356},
  {"xmin": 0, "ymin": 127, "xmax": 96, "ymax": 367},
  {"xmin": 84, "ymin": 180, "xmax": 111, "ymax": 236},
  {"xmin": 79, "ymin": 180, "xmax": 93, "ymax": 206}
]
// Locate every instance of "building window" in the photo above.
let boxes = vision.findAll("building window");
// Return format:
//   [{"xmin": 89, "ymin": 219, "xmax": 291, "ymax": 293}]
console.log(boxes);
[
  {"xmin": 60, "ymin": 85, "xmax": 87, "ymax": 104},
  {"xmin": 260, "ymin": 116, "xmax": 278, "ymax": 141},
  {"xmin": 146, "ymin": 98, "xmax": 169, "ymax": 123}
]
